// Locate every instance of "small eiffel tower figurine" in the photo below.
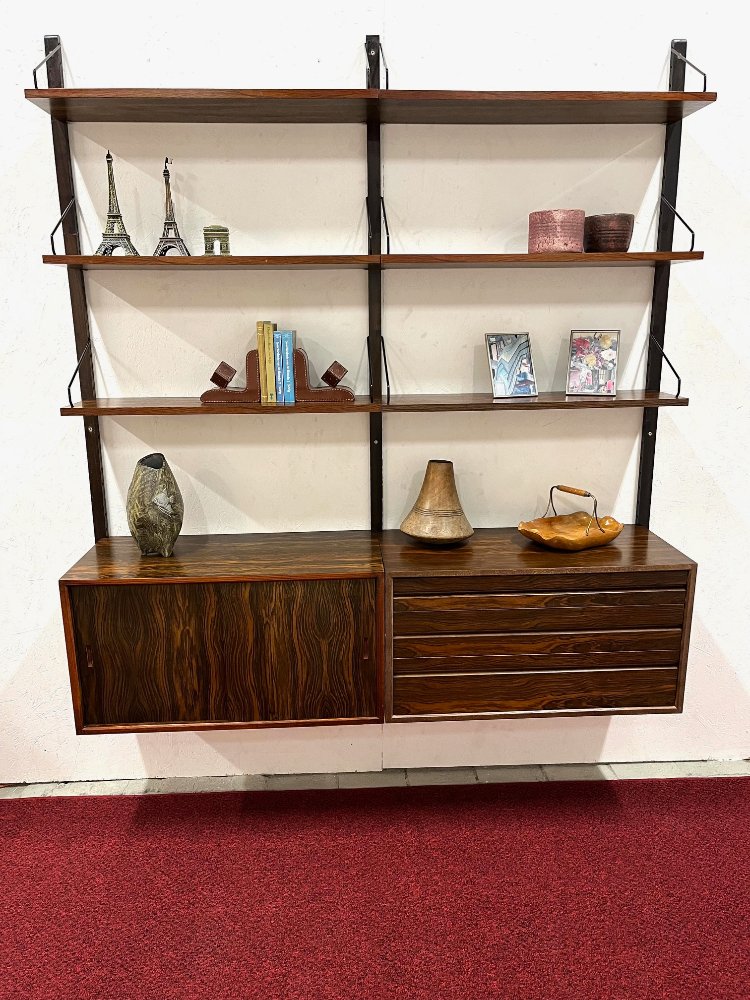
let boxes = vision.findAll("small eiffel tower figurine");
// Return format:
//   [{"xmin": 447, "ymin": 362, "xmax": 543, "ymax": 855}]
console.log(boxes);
[
  {"xmin": 95, "ymin": 152, "xmax": 139, "ymax": 256},
  {"xmin": 153, "ymin": 158, "xmax": 191, "ymax": 256}
]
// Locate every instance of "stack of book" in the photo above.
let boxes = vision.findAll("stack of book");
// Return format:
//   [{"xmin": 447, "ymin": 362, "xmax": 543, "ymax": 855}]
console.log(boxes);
[{"xmin": 257, "ymin": 321, "xmax": 296, "ymax": 405}]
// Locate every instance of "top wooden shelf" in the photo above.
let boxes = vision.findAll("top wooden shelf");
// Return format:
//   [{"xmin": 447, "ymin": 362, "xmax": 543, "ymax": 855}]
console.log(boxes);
[{"xmin": 25, "ymin": 88, "xmax": 716, "ymax": 125}]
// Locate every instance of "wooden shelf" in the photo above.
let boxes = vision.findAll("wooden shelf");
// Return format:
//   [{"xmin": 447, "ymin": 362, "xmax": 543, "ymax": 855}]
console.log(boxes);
[
  {"xmin": 61, "ymin": 397, "xmax": 379, "ymax": 416},
  {"xmin": 43, "ymin": 254, "xmax": 378, "ymax": 270},
  {"xmin": 381, "ymin": 252, "xmax": 703, "ymax": 268},
  {"xmin": 25, "ymin": 88, "xmax": 380, "ymax": 123},
  {"xmin": 382, "ymin": 391, "xmax": 688, "ymax": 412},
  {"xmin": 26, "ymin": 88, "xmax": 716, "ymax": 125},
  {"xmin": 44, "ymin": 251, "xmax": 702, "ymax": 270},
  {"xmin": 61, "ymin": 390, "xmax": 687, "ymax": 417}
]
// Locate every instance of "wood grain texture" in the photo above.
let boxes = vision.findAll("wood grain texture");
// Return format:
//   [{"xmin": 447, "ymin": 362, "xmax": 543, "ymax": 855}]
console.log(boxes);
[
  {"xmin": 43, "ymin": 254, "xmax": 378, "ymax": 270},
  {"xmin": 382, "ymin": 526, "xmax": 696, "ymax": 578},
  {"xmin": 25, "ymin": 88, "xmax": 716, "ymax": 125},
  {"xmin": 378, "ymin": 90, "xmax": 716, "ymax": 125},
  {"xmin": 61, "ymin": 532, "xmax": 383, "ymax": 584},
  {"xmin": 61, "ymin": 396, "xmax": 377, "ymax": 416},
  {"xmin": 393, "ymin": 603, "xmax": 685, "ymax": 635},
  {"xmin": 380, "ymin": 252, "xmax": 703, "ymax": 268},
  {"xmin": 25, "ymin": 88, "xmax": 380, "ymax": 123},
  {"xmin": 393, "ymin": 588, "xmax": 687, "ymax": 611},
  {"xmin": 60, "ymin": 391, "xmax": 688, "ymax": 417},
  {"xmin": 381, "ymin": 391, "xmax": 688, "ymax": 411},
  {"xmin": 393, "ymin": 648, "xmax": 680, "ymax": 675},
  {"xmin": 392, "ymin": 667, "xmax": 679, "ymax": 716},
  {"xmin": 392, "ymin": 628, "xmax": 684, "ymax": 659},
  {"xmin": 69, "ymin": 578, "xmax": 378, "ymax": 728},
  {"xmin": 43, "ymin": 252, "xmax": 702, "ymax": 271},
  {"xmin": 392, "ymin": 569, "xmax": 690, "ymax": 594}
]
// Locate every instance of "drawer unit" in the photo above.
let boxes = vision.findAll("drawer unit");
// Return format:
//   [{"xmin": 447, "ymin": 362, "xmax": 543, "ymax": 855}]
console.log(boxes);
[{"xmin": 382, "ymin": 527, "xmax": 696, "ymax": 722}]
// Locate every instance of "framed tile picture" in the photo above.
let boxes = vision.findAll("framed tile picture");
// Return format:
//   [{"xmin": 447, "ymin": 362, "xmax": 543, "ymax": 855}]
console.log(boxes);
[
  {"xmin": 566, "ymin": 330, "xmax": 620, "ymax": 396},
  {"xmin": 485, "ymin": 333, "xmax": 538, "ymax": 399}
]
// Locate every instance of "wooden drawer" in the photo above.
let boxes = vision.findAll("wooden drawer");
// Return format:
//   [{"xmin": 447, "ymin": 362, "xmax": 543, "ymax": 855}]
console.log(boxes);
[
  {"xmin": 393, "ymin": 647, "xmax": 680, "ymax": 676},
  {"xmin": 393, "ymin": 628, "xmax": 683, "ymax": 659},
  {"xmin": 393, "ymin": 570, "xmax": 690, "ymax": 596},
  {"xmin": 393, "ymin": 590, "xmax": 685, "ymax": 636},
  {"xmin": 392, "ymin": 667, "xmax": 679, "ymax": 717}
]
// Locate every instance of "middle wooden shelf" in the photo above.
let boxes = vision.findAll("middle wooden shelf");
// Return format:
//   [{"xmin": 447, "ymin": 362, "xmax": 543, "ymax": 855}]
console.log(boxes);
[{"xmin": 61, "ymin": 390, "xmax": 688, "ymax": 416}]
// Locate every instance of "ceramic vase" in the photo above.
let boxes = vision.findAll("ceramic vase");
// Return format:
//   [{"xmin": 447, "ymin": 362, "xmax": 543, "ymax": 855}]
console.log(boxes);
[
  {"xmin": 583, "ymin": 213, "xmax": 635, "ymax": 252},
  {"xmin": 528, "ymin": 209, "xmax": 585, "ymax": 253},
  {"xmin": 126, "ymin": 453, "xmax": 184, "ymax": 557},
  {"xmin": 400, "ymin": 460, "xmax": 474, "ymax": 545}
]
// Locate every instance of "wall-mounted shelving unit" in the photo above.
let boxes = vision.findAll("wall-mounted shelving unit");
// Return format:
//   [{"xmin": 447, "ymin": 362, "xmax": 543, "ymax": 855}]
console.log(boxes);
[{"xmin": 31, "ymin": 35, "xmax": 711, "ymax": 734}]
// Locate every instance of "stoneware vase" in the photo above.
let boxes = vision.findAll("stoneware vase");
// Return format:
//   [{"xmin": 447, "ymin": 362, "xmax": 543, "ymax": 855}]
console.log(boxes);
[
  {"xmin": 400, "ymin": 460, "xmax": 474, "ymax": 545},
  {"xmin": 126, "ymin": 453, "xmax": 184, "ymax": 557},
  {"xmin": 583, "ymin": 213, "xmax": 635, "ymax": 252},
  {"xmin": 528, "ymin": 209, "xmax": 585, "ymax": 253}
]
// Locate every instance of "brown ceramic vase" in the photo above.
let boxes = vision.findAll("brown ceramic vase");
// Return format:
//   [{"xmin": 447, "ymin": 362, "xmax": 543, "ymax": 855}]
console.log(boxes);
[
  {"xmin": 584, "ymin": 213, "xmax": 634, "ymax": 252},
  {"xmin": 400, "ymin": 460, "xmax": 474, "ymax": 545}
]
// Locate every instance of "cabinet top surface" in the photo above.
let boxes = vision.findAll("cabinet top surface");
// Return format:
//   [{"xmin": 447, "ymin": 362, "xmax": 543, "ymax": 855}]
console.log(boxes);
[
  {"xmin": 60, "ymin": 526, "xmax": 695, "ymax": 585},
  {"xmin": 61, "ymin": 531, "xmax": 383, "ymax": 583},
  {"xmin": 380, "ymin": 526, "xmax": 695, "ymax": 576},
  {"xmin": 25, "ymin": 88, "xmax": 716, "ymax": 125}
]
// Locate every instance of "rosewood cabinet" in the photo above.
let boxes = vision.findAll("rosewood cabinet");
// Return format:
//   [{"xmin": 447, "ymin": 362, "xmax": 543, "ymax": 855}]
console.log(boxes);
[
  {"xmin": 60, "ymin": 532, "xmax": 383, "ymax": 733},
  {"xmin": 382, "ymin": 526, "xmax": 696, "ymax": 721}
]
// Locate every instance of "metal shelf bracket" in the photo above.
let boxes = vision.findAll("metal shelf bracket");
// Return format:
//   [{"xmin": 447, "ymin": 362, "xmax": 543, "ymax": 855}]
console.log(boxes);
[
  {"xmin": 32, "ymin": 42, "xmax": 62, "ymax": 87},
  {"xmin": 67, "ymin": 338, "xmax": 92, "ymax": 408},
  {"xmin": 648, "ymin": 335, "xmax": 682, "ymax": 398},
  {"xmin": 660, "ymin": 195, "xmax": 695, "ymax": 252},
  {"xmin": 669, "ymin": 45, "xmax": 708, "ymax": 92},
  {"xmin": 50, "ymin": 197, "xmax": 77, "ymax": 255}
]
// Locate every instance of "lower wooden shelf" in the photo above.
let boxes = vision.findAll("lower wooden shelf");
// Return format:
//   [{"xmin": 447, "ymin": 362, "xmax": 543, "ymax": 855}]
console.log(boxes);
[{"xmin": 59, "ymin": 526, "xmax": 696, "ymax": 733}]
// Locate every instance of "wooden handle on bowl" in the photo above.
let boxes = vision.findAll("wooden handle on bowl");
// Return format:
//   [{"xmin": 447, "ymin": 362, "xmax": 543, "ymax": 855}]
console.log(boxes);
[{"xmin": 554, "ymin": 485, "xmax": 591, "ymax": 497}]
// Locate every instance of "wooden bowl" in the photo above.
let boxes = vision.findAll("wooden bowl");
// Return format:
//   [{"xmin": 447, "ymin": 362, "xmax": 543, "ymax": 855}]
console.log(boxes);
[{"xmin": 584, "ymin": 213, "xmax": 634, "ymax": 252}]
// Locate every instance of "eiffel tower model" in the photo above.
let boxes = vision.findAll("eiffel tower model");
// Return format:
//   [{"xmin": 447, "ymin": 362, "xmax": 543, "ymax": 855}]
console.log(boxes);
[
  {"xmin": 153, "ymin": 158, "xmax": 191, "ymax": 256},
  {"xmin": 95, "ymin": 152, "xmax": 139, "ymax": 255}
]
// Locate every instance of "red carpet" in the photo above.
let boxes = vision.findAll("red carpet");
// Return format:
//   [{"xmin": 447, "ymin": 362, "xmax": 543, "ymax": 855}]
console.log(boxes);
[{"xmin": 1, "ymin": 778, "xmax": 748, "ymax": 999}]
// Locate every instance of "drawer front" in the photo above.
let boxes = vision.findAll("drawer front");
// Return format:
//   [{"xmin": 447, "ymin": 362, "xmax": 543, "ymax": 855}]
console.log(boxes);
[
  {"xmin": 393, "ymin": 628, "xmax": 683, "ymax": 659},
  {"xmin": 393, "ymin": 647, "xmax": 680, "ymax": 676},
  {"xmin": 389, "ymin": 567, "xmax": 691, "ymax": 719},
  {"xmin": 393, "ymin": 667, "xmax": 679, "ymax": 717},
  {"xmin": 393, "ymin": 601, "xmax": 685, "ymax": 635},
  {"xmin": 393, "ymin": 571, "xmax": 689, "ymax": 596}
]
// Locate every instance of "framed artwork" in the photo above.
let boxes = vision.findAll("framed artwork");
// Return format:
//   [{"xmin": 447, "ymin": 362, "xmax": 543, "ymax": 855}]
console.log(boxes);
[
  {"xmin": 566, "ymin": 330, "xmax": 620, "ymax": 396},
  {"xmin": 485, "ymin": 333, "xmax": 538, "ymax": 399}
]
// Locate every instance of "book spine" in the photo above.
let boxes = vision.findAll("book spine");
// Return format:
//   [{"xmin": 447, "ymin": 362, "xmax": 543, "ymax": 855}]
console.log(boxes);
[
  {"xmin": 273, "ymin": 331, "xmax": 284, "ymax": 404},
  {"xmin": 264, "ymin": 321, "xmax": 277, "ymax": 405},
  {"xmin": 257, "ymin": 320, "xmax": 268, "ymax": 405},
  {"xmin": 282, "ymin": 331, "xmax": 295, "ymax": 405}
]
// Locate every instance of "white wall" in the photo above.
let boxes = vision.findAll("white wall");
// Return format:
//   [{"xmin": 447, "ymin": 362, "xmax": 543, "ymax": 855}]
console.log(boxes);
[{"xmin": 1, "ymin": 0, "xmax": 748, "ymax": 782}]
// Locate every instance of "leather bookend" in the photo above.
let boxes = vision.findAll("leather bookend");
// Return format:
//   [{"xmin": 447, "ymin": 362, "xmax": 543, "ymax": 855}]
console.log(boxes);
[
  {"xmin": 293, "ymin": 348, "xmax": 355, "ymax": 403},
  {"xmin": 200, "ymin": 350, "xmax": 261, "ymax": 404}
]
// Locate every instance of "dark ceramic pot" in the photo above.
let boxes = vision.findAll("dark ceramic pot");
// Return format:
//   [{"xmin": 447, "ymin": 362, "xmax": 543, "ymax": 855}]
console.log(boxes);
[{"xmin": 584, "ymin": 213, "xmax": 635, "ymax": 252}]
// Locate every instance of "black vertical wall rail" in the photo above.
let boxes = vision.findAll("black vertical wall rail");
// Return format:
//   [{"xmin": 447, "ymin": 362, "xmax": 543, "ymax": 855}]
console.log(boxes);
[
  {"xmin": 635, "ymin": 39, "xmax": 687, "ymax": 528},
  {"xmin": 45, "ymin": 36, "xmax": 108, "ymax": 540},
  {"xmin": 366, "ymin": 35, "xmax": 383, "ymax": 531}
]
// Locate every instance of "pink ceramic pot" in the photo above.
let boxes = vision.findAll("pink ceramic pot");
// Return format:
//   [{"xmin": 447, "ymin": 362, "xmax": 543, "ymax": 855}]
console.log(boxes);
[{"xmin": 528, "ymin": 209, "xmax": 585, "ymax": 253}]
